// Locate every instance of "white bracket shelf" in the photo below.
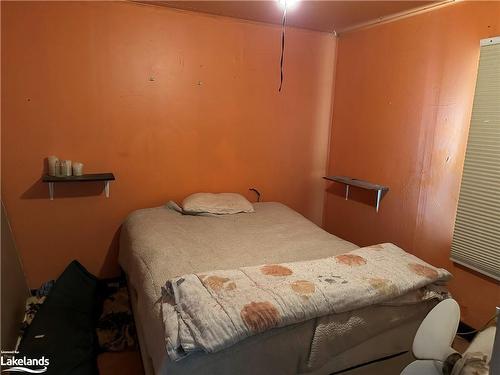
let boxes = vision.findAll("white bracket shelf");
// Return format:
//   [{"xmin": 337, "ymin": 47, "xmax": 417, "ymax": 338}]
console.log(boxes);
[{"xmin": 324, "ymin": 176, "xmax": 389, "ymax": 212}]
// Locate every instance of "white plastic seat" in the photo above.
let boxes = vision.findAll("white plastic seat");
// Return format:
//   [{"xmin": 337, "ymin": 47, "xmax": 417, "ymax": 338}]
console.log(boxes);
[{"xmin": 401, "ymin": 299, "xmax": 460, "ymax": 375}]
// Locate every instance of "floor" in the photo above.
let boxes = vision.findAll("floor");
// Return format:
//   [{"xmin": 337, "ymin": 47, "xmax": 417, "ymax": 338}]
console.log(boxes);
[
  {"xmin": 98, "ymin": 351, "xmax": 144, "ymax": 375},
  {"xmin": 452, "ymin": 335, "xmax": 470, "ymax": 352},
  {"xmin": 97, "ymin": 336, "xmax": 471, "ymax": 374}
]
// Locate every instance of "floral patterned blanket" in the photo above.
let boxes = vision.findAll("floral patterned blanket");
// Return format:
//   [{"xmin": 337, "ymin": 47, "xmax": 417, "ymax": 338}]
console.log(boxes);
[{"xmin": 161, "ymin": 243, "xmax": 451, "ymax": 360}]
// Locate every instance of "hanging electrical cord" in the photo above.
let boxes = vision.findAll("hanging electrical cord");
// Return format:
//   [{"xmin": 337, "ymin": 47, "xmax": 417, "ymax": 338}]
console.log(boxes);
[
  {"xmin": 278, "ymin": 4, "xmax": 287, "ymax": 92},
  {"xmin": 456, "ymin": 311, "xmax": 499, "ymax": 336},
  {"xmin": 249, "ymin": 188, "xmax": 261, "ymax": 202}
]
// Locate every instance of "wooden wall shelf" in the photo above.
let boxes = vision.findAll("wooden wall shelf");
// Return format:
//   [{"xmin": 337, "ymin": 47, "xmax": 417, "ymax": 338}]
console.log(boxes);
[
  {"xmin": 323, "ymin": 176, "xmax": 388, "ymax": 212},
  {"xmin": 42, "ymin": 173, "xmax": 115, "ymax": 200}
]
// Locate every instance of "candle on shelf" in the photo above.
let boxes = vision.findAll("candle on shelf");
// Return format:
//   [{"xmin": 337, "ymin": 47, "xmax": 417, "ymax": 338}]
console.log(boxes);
[
  {"xmin": 59, "ymin": 160, "xmax": 72, "ymax": 176},
  {"xmin": 47, "ymin": 155, "xmax": 59, "ymax": 176},
  {"xmin": 55, "ymin": 160, "xmax": 64, "ymax": 177},
  {"xmin": 64, "ymin": 160, "xmax": 72, "ymax": 176},
  {"xmin": 72, "ymin": 162, "xmax": 83, "ymax": 176}
]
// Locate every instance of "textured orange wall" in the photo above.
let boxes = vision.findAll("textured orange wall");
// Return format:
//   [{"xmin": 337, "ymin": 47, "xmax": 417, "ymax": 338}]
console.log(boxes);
[
  {"xmin": 324, "ymin": 1, "xmax": 500, "ymax": 328},
  {"xmin": 1, "ymin": 1, "xmax": 336, "ymax": 287}
]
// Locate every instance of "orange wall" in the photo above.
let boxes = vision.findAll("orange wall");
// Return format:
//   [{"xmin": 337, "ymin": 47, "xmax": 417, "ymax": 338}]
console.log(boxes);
[
  {"xmin": 324, "ymin": 1, "xmax": 500, "ymax": 328},
  {"xmin": 1, "ymin": 1, "xmax": 336, "ymax": 287}
]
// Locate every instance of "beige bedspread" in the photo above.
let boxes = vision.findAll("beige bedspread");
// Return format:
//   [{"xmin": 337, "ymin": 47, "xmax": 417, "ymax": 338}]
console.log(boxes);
[{"xmin": 119, "ymin": 202, "xmax": 444, "ymax": 374}]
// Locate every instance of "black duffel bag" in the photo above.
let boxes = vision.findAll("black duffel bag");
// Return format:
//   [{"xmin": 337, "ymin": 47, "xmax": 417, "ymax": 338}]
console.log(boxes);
[{"xmin": 18, "ymin": 260, "xmax": 100, "ymax": 375}]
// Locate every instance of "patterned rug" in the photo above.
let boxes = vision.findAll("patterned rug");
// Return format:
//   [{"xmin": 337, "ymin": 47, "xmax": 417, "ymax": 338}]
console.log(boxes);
[
  {"xmin": 21, "ymin": 278, "xmax": 138, "ymax": 352},
  {"xmin": 96, "ymin": 279, "xmax": 138, "ymax": 352}
]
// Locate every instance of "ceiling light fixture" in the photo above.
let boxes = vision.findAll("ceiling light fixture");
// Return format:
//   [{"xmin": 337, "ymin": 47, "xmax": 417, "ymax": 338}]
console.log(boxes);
[{"xmin": 278, "ymin": 0, "xmax": 300, "ymax": 11}]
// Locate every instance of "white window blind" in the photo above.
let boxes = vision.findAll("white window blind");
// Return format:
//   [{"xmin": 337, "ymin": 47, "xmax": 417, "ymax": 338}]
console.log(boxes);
[{"xmin": 450, "ymin": 37, "xmax": 500, "ymax": 281}]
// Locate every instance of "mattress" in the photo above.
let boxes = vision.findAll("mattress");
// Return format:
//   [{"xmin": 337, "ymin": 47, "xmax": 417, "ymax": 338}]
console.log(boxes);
[{"xmin": 119, "ymin": 202, "xmax": 435, "ymax": 375}]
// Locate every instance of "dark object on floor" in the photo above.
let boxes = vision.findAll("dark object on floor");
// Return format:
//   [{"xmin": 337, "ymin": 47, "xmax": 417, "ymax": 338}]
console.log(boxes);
[
  {"xmin": 19, "ymin": 295, "xmax": 45, "ymax": 338},
  {"xmin": 18, "ymin": 260, "xmax": 99, "ymax": 375},
  {"xmin": 96, "ymin": 277, "xmax": 137, "ymax": 352},
  {"xmin": 20, "ymin": 275, "xmax": 138, "ymax": 355},
  {"xmin": 30, "ymin": 279, "xmax": 55, "ymax": 297},
  {"xmin": 457, "ymin": 321, "xmax": 478, "ymax": 342}
]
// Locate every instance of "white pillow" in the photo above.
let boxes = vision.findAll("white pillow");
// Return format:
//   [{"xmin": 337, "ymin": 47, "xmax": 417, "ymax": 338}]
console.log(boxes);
[{"xmin": 182, "ymin": 193, "xmax": 254, "ymax": 215}]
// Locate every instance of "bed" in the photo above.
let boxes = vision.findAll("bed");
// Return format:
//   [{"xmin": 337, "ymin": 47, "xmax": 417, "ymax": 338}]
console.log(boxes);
[{"xmin": 119, "ymin": 202, "xmax": 440, "ymax": 375}]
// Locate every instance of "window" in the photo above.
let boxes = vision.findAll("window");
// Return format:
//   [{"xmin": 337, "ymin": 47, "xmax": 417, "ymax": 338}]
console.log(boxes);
[{"xmin": 450, "ymin": 37, "xmax": 500, "ymax": 281}]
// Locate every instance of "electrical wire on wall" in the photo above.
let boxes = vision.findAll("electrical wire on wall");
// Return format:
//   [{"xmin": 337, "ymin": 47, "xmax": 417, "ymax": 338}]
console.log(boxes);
[{"xmin": 278, "ymin": 3, "xmax": 287, "ymax": 92}]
